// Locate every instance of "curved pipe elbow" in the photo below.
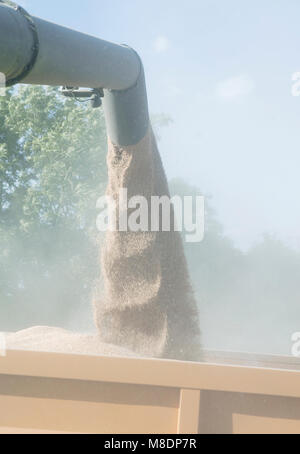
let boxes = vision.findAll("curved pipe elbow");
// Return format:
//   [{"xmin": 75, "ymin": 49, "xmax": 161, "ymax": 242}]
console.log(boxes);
[{"xmin": 103, "ymin": 51, "xmax": 150, "ymax": 147}]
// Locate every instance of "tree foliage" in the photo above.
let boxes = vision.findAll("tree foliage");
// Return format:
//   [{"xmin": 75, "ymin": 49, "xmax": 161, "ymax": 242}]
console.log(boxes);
[
  {"xmin": 169, "ymin": 179, "xmax": 300, "ymax": 355},
  {"xmin": 0, "ymin": 86, "xmax": 107, "ymax": 330}
]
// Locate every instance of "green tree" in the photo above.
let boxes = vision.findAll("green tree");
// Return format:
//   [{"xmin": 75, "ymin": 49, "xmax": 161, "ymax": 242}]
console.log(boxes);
[
  {"xmin": 169, "ymin": 178, "xmax": 243, "ymax": 307},
  {"xmin": 0, "ymin": 86, "xmax": 107, "ymax": 330},
  {"xmin": 169, "ymin": 179, "xmax": 300, "ymax": 354}
]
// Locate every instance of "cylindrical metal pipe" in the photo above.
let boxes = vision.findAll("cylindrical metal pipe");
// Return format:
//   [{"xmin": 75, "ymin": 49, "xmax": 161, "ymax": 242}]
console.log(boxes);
[
  {"xmin": 24, "ymin": 18, "xmax": 142, "ymax": 90},
  {"xmin": 0, "ymin": 4, "xmax": 140, "ymax": 90},
  {"xmin": 0, "ymin": 2, "xmax": 150, "ymax": 146}
]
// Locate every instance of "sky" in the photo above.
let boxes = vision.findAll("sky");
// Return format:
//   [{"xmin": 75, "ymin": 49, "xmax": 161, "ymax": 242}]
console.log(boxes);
[{"xmin": 17, "ymin": 0, "xmax": 300, "ymax": 250}]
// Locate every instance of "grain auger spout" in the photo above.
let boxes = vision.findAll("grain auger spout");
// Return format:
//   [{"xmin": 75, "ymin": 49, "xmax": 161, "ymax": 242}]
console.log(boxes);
[{"xmin": 0, "ymin": 0, "xmax": 149, "ymax": 146}]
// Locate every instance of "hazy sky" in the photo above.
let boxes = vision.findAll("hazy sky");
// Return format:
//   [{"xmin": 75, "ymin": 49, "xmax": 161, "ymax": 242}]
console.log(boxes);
[{"xmin": 18, "ymin": 0, "xmax": 300, "ymax": 250}]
